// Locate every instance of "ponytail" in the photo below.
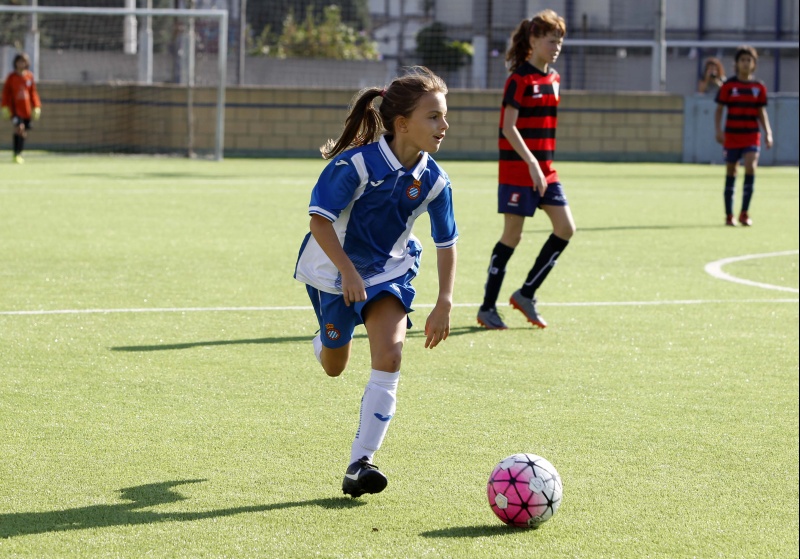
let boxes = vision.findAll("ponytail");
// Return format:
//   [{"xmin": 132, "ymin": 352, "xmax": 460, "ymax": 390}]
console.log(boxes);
[
  {"xmin": 505, "ymin": 20, "xmax": 534, "ymax": 73},
  {"xmin": 320, "ymin": 88, "xmax": 384, "ymax": 159}
]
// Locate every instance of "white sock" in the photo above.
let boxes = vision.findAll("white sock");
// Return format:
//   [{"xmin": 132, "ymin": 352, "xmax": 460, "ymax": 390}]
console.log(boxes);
[
  {"xmin": 312, "ymin": 334, "xmax": 322, "ymax": 364},
  {"xmin": 350, "ymin": 369, "xmax": 399, "ymax": 464}
]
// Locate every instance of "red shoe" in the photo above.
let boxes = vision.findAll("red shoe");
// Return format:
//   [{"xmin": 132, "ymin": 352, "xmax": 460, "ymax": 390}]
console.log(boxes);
[
  {"xmin": 725, "ymin": 214, "xmax": 736, "ymax": 227},
  {"xmin": 738, "ymin": 212, "xmax": 752, "ymax": 226}
]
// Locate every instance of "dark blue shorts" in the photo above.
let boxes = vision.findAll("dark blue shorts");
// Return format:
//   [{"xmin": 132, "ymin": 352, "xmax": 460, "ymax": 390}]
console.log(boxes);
[
  {"xmin": 723, "ymin": 146, "xmax": 759, "ymax": 163},
  {"xmin": 498, "ymin": 182, "xmax": 568, "ymax": 217},
  {"xmin": 306, "ymin": 270, "xmax": 416, "ymax": 349}
]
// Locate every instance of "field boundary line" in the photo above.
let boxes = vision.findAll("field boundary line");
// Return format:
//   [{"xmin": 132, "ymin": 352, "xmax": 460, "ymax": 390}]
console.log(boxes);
[
  {"xmin": 1, "ymin": 298, "xmax": 798, "ymax": 316},
  {"xmin": 704, "ymin": 250, "xmax": 799, "ymax": 293}
]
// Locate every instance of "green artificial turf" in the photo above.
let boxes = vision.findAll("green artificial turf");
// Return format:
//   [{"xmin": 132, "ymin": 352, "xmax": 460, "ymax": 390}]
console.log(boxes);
[{"xmin": 0, "ymin": 155, "xmax": 797, "ymax": 558}]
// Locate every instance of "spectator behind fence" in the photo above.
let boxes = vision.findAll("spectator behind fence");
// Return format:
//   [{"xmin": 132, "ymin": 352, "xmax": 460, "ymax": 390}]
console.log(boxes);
[{"xmin": 697, "ymin": 57, "xmax": 726, "ymax": 96}]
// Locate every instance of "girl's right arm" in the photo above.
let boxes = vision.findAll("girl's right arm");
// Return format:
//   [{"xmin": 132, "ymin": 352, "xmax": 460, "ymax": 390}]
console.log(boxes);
[
  {"xmin": 309, "ymin": 214, "xmax": 366, "ymax": 306},
  {"xmin": 501, "ymin": 105, "xmax": 547, "ymax": 195}
]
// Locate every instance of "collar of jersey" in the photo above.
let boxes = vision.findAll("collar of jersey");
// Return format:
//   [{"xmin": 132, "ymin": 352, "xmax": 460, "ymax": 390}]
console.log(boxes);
[{"xmin": 378, "ymin": 135, "xmax": 428, "ymax": 182}]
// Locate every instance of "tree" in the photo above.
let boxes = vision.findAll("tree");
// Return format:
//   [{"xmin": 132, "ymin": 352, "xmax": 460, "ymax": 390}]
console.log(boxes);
[
  {"xmin": 247, "ymin": 0, "xmax": 369, "ymax": 50},
  {"xmin": 273, "ymin": 5, "xmax": 379, "ymax": 60},
  {"xmin": 416, "ymin": 22, "xmax": 473, "ymax": 71}
]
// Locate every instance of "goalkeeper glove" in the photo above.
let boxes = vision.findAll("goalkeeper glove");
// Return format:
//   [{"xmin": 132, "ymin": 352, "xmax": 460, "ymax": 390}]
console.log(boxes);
[
  {"xmin": 1, "ymin": 106, "xmax": 10, "ymax": 120},
  {"xmin": 33, "ymin": 107, "xmax": 41, "ymax": 120}
]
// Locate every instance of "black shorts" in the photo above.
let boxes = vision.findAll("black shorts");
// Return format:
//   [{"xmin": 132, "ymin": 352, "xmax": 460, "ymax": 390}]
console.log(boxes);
[{"xmin": 11, "ymin": 117, "xmax": 32, "ymax": 130}]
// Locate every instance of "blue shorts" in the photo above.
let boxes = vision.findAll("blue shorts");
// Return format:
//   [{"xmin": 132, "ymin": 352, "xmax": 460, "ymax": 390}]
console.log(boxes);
[
  {"xmin": 723, "ymin": 146, "xmax": 759, "ymax": 163},
  {"xmin": 498, "ymin": 182, "xmax": 568, "ymax": 217},
  {"xmin": 306, "ymin": 270, "xmax": 416, "ymax": 349}
]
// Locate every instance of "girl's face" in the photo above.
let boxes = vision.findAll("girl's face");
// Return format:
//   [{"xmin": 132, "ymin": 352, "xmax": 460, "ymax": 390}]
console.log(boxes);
[
  {"xmin": 401, "ymin": 91, "xmax": 449, "ymax": 154},
  {"xmin": 530, "ymin": 30, "xmax": 563, "ymax": 66},
  {"xmin": 735, "ymin": 54, "xmax": 756, "ymax": 77},
  {"xmin": 14, "ymin": 58, "xmax": 28, "ymax": 73}
]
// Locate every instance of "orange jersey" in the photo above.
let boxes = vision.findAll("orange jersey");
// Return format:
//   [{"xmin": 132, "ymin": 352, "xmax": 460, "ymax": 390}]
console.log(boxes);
[{"xmin": 2, "ymin": 70, "xmax": 41, "ymax": 120}]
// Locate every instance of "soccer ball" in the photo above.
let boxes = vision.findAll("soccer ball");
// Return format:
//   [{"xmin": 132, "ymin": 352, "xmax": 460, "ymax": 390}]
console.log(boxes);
[{"xmin": 487, "ymin": 453, "xmax": 562, "ymax": 528}]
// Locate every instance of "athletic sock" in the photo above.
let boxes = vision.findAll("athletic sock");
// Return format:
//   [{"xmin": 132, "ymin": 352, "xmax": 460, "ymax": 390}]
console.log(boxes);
[
  {"xmin": 519, "ymin": 234, "xmax": 570, "ymax": 299},
  {"xmin": 724, "ymin": 175, "xmax": 735, "ymax": 216},
  {"xmin": 350, "ymin": 369, "xmax": 399, "ymax": 465},
  {"xmin": 13, "ymin": 134, "xmax": 23, "ymax": 155},
  {"xmin": 480, "ymin": 242, "xmax": 514, "ymax": 311},
  {"xmin": 741, "ymin": 174, "xmax": 755, "ymax": 213}
]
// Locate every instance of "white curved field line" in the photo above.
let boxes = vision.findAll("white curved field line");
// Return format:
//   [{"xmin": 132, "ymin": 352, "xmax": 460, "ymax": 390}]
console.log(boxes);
[{"xmin": 704, "ymin": 250, "xmax": 799, "ymax": 293}]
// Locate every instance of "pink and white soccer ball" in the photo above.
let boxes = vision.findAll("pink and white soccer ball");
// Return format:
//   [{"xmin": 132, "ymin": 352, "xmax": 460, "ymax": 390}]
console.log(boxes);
[{"xmin": 487, "ymin": 453, "xmax": 563, "ymax": 528}]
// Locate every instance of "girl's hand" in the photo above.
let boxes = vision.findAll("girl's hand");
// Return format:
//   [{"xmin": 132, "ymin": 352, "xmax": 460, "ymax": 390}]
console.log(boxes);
[
  {"xmin": 528, "ymin": 161, "xmax": 547, "ymax": 196},
  {"xmin": 424, "ymin": 301, "xmax": 451, "ymax": 349},
  {"xmin": 340, "ymin": 269, "xmax": 366, "ymax": 307}
]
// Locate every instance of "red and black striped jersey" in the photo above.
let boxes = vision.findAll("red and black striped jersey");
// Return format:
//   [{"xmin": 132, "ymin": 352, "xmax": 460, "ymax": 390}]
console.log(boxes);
[
  {"xmin": 715, "ymin": 77, "xmax": 768, "ymax": 149},
  {"xmin": 499, "ymin": 62, "xmax": 560, "ymax": 187}
]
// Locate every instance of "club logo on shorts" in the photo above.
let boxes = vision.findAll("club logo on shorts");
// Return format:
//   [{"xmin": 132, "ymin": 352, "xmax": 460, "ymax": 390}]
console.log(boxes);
[
  {"xmin": 406, "ymin": 180, "xmax": 422, "ymax": 200},
  {"xmin": 509, "ymin": 192, "xmax": 520, "ymax": 207},
  {"xmin": 325, "ymin": 323, "xmax": 341, "ymax": 341}
]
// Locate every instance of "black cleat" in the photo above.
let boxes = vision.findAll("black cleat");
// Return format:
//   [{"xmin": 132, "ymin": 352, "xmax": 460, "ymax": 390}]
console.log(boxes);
[{"xmin": 342, "ymin": 457, "xmax": 388, "ymax": 498}]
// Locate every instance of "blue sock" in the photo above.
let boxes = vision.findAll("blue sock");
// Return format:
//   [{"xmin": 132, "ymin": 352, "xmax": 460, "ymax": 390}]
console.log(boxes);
[
  {"xmin": 724, "ymin": 175, "xmax": 735, "ymax": 216},
  {"xmin": 741, "ymin": 175, "xmax": 754, "ymax": 212}
]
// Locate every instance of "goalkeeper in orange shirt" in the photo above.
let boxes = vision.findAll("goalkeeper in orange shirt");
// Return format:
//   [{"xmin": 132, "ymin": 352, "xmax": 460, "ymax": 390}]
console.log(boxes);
[{"xmin": 2, "ymin": 53, "xmax": 42, "ymax": 164}]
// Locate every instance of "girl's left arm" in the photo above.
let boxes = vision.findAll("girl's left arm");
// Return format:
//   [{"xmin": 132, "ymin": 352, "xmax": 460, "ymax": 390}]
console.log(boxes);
[
  {"xmin": 424, "ymin": 245, "xmax": 456, "ymax": 349},
  {"xmin": 758, "ymin": 106, "xmax": 773, "ymax": 149}
]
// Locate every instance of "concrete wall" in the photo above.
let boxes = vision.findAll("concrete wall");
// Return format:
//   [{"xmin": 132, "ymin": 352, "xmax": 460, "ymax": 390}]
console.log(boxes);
[
  {"xmin": 29, "ymin": 83, "xmax": 684, "ymax": 161},
  {"xmin": 24, "ymin": 83, "xmax": 798, "ymax": 165}
]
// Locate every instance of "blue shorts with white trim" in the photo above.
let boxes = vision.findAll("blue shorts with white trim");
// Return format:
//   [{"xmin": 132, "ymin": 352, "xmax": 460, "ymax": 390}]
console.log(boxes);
[{"xmin": 306, "ymin": 269, "xmax": 416, "ymax": 349}]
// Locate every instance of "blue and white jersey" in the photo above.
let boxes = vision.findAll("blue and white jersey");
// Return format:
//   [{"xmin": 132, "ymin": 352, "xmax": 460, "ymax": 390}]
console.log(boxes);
[{"xmin": 295, "ymin": 135, "xmax": 458, "ymax": 295}]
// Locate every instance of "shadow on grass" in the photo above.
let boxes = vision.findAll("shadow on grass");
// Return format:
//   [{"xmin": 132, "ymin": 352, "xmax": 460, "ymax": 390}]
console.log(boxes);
[
  {"xmin": 420, "ymin": 524, "xmax": 524, "ymax": 538},
  {"xmin": 0, "ymin": 479, "xmax": 363, "ymax": 539},
  {"xmin": 109, "ymin": 326, "xmax": 486, "ymax": 352}
]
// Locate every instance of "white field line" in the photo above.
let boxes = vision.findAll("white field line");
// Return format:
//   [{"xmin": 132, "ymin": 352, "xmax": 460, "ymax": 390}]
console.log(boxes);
[
  {"xmin": 704, "ymin": 250, "xmax": 799, "ymax": 293},
  {"xmin": 0, "ymin": 299, "xmax": 797, "ymax": 316},
  {"xmin": 2, "ymin": 252, "xmax": 797, "ymax": 316}
]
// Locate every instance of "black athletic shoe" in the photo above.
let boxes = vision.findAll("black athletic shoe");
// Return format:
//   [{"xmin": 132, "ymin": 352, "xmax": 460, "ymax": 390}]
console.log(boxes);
[{"xmin": 342, "ymin": 456, "xmax": 388, "ymax": 498}]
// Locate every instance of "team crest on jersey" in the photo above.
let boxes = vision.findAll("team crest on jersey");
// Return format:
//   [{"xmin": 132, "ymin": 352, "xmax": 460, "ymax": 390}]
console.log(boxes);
[
  {"xmin": 531, "ymin": 84, "xmax": 543, "ymax": 99},
  {"xmin": 406, "ymin": 180, "xmax": 422, "ymax": 200},
  {"xmin": 325, "ymin": 323, "xmax": 341, "ymax": 341}
]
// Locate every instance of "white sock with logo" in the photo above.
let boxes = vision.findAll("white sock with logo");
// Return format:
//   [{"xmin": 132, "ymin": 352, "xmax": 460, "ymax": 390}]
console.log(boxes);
[{"xmin": 350, "ymin": 369, "xmax": 399, "ymax": 465}]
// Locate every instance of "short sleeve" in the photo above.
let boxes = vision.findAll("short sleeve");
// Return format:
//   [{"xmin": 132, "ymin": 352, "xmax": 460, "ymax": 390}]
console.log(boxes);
[
  {"xmin": 502, "ymin": 75, "xmax": 523, "ymax": 109},
  {"xmin": 309, "ymin": 156, "xmax": 360, "ymax": 222}
]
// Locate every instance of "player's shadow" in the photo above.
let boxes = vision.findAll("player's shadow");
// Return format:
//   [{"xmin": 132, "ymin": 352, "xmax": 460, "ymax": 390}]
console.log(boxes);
[
  {"xmin": 420, "ymin": 524, "xmax": 524, "ymax": 538},
  {"xmin": 0, "ymin": 479, "xmax": 362, "ymax": 539},
  {"xmin": 109, "ymin": 326, "xmax": 484, "ymax": 352}
]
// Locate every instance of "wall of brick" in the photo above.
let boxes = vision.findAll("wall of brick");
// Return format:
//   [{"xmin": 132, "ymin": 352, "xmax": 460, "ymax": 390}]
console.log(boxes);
[{"xmin": 33, "ymin": 83, "xmax": 684, "ymax": 162}]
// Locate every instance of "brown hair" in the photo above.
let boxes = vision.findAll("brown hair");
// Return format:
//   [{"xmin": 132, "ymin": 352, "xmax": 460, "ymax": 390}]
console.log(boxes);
[
  {"xmin": 702, "ymin": 57, "xmax": 725, "ymax": 78},
  {"xmin": 506, "ymin": 9, "xmax": 566, "ymax": 73},
  {"xmin": 320, "ymin": 66, "xmax": 448, "ymax": 159},
  {"xmin": 13, "ymin": 52, "xmax": 31, "ymax": 70},
  {"xmin": 735, "ymin": 45, "xmax": 758, "ymax": 64}
]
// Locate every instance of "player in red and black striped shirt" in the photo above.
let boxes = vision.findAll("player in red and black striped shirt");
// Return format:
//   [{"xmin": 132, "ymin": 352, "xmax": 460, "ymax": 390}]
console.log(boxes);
[
  {"xmin": 477, "ymin": 9, "xmax": 575, "ymax": 330},
  {"xmin": 714, "ymin": 45, "xmax": 773, "ymax": 226}
]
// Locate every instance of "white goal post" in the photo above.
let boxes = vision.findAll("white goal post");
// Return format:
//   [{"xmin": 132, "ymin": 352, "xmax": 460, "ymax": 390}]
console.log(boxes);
[{"xmin": 0, "ymin": 5, "xmax": 228, "ymax": 160}]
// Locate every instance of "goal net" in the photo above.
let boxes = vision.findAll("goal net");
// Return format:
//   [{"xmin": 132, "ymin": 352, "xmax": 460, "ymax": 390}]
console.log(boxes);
[{"xmin": 0, "ymin": 5, "xmax": 227, "ymax": 160}]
